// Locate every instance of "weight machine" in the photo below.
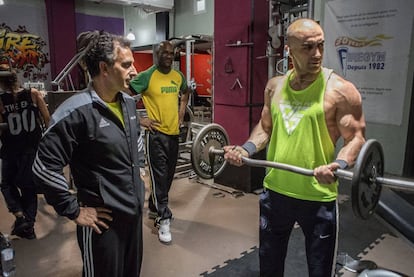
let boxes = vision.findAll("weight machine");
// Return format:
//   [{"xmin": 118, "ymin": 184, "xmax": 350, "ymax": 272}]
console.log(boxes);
[{"xmin": 267, "ymin": 0, "xmax": 313, "ymax": 78}]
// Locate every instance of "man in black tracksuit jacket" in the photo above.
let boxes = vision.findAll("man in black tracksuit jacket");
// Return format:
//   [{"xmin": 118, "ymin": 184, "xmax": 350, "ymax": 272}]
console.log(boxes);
[{"xmin": 32, "ymin": 31, "xmax": 145, "ymax": 277}]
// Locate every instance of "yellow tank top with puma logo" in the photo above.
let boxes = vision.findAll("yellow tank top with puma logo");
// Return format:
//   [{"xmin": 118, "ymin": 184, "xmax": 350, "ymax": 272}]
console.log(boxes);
[{"xmin": 130, "ymin": 65, "xmax": 187, "ymax": 135}]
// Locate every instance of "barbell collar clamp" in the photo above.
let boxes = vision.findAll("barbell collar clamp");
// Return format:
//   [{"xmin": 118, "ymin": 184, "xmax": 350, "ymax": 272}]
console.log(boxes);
[{"xmin": 209, "ymin": 147, "xmax": 224, "ymax": 155}]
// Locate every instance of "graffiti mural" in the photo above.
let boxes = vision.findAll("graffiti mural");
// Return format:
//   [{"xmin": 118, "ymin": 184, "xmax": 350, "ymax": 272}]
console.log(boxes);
[{"xmin": 0, "ymin": 23, "xmax": 50, "ymax": 82}]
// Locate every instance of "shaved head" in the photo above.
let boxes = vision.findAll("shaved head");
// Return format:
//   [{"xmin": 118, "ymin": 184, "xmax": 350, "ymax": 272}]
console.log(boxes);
[
  {"xmin": 284, "ymin": 18, "xmax": 325, "ymax": 76},
  {"xmin": 286, "ymin": 18, "xmax": 323, "ymax": 46}
]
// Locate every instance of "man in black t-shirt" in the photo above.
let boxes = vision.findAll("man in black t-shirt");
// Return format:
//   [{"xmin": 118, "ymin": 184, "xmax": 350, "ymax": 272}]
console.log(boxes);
[{"xmin": 0, "ymin": 64, "xmax": 50, "ymax": 239}]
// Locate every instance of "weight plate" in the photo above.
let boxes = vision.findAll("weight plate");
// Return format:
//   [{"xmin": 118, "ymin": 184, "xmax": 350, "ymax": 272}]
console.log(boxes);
[
  {"xmin": 351, "ymin": 139, "xmax": 384, "ymax": 220},
  {"xmin": 191, "ymin": 123, "xmax": 229, "ymax": 179}
]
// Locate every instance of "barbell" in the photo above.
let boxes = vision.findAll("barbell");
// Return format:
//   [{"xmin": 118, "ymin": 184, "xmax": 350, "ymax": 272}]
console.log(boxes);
[{"xmin": 191, "ymin": 123, "xmax": 414, "ymax": 220}]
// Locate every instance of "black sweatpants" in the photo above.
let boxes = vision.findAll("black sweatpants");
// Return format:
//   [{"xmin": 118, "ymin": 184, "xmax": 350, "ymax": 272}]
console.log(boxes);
[
  {"xmin": 146, "ymin": 130, "xmax": 179, "ymax": 220},
  {"xmin": 259, "ymin": 189, "xmax": 338, "ymax": 277},
  {"xmin": 77, "ymin": 210, "xmax": 143, "ymax": 277},
  {"xmin": 0, "ymin": 153, "xmax": 38, "ymax": 224}
]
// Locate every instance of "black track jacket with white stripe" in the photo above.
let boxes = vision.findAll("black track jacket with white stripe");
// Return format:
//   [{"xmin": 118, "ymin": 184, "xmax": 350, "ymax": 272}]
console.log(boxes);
[{"xmin": 33, "ymin": 88, "xmax": 145, "ymax": 220}]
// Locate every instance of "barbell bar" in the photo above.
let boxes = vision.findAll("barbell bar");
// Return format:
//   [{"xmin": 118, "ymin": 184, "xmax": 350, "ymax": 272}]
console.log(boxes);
[
  {"xmin": 209, "ymin": 147, "xmax": 354, "ymax": 179},
  {"xmin": 191, "ymin": 123, "xmax": 414, "ymax": 220}
]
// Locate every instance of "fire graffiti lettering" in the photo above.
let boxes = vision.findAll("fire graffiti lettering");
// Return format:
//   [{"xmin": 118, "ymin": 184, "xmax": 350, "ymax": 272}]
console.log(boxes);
[
  {"xmin": 335, "ymin": 34, "xmax": 392, "ymax": 48},
  {"xmin": 0, "ymin": 24, "xmax": 49, "ymax": 81}
]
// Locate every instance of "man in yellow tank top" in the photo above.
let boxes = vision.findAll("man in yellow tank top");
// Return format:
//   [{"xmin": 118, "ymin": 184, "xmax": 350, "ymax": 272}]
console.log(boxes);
[{"xmin": 224, "ymin": 18, "xmax": 366, "ymax": 277}]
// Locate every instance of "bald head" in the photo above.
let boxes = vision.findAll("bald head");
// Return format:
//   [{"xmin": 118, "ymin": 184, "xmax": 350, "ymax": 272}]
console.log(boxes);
[
  {"xmin": 284, "ymin": 18, "xmax": 325, "ymax": 74},
  {"xmin": 156, "ymin": 41, "xmax": 174, "ymax": 55},
  {"xmin": 155, "ymin": 40, "xmax": 174, "ymax": 72},
  {"xmin": 286, "ymin": 18, "xmax": 324, "ymax": 46}
]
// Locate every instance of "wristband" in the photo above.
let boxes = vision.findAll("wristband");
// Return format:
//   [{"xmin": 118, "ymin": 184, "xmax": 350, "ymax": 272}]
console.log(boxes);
[
  {"xmin": 334, "ymin": 159, "xmax": 348, "ymax": 169},
  {"xmin": 241, "ymin": 141, "xmax": 257, "ymax": 157}
]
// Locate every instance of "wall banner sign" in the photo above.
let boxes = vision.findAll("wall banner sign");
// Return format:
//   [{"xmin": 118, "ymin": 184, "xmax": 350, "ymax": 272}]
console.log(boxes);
[{"xmin": 324, "ymin": 0, "xmax": 414, "ymax": 125}]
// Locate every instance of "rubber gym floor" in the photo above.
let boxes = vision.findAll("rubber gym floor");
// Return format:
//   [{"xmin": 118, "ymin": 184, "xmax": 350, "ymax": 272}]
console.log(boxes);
[{"xmin": 1, "ymin": 172, "xmax": 414, "ymax": 277}]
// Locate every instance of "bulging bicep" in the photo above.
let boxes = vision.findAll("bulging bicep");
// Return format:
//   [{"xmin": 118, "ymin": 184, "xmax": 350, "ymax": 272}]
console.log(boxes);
[{"xmin": 336, "ymin": 81, "xmax": 366, "ymax": 143}]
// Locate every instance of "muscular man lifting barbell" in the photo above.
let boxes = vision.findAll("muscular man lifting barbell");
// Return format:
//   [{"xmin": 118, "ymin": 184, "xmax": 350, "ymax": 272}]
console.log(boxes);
[
  {"xmin": 183, "ymin": 17, "xmax": 414, "ymax": 277},
  {"xmin": 226, "ymin": 18, "xmax": 366, "ymax": 277}
]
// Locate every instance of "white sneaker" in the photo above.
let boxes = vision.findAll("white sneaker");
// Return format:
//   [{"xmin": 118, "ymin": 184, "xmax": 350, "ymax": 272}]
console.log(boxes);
[{"xmin": 158, "ymin": 219, "xmax": 172, "ymax": 244}]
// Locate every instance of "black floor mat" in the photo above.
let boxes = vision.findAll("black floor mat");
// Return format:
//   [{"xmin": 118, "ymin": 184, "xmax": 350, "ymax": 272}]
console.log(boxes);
[{"xmin": 199, "ymin": 180, "xmax": 391, "ymax": 276}]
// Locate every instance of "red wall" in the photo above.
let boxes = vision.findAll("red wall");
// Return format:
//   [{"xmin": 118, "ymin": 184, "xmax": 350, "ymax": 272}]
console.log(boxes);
[
  {"xmin": 133, "ymin": 52, "xmax": 212, "ymax": 97},
  {"xmin": 133, "ymin": 52, "xmax": 153, "ymax": 73},
  {"xmin": 213, "ymin": 0, "xmax": 268, "ymax": 192},
  {"xmin": 214, "ymin": 0, "xmax": 268, "ymax": 144},
  {"xmin": 179, "ymin": 54, "xmax": 212, "ymax": 96},
  {"xmin": 45, "ymin": 0, "xmax": 77, "ymax": 83}
]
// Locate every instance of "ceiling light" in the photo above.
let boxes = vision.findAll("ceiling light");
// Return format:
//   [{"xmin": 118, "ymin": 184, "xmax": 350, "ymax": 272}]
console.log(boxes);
[{"xmin": 126, "ymin": 29, "xmax": 135, "ymax": 41}]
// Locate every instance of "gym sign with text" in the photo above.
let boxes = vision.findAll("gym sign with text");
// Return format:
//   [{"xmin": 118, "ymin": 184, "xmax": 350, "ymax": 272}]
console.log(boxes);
[
  {"xmin": 0, "ymin": 24, "xmax": 49, "ymax": 81},
  {"xmin": 335, "ymin": 34, "xmax": 391, "ymax": 77}
]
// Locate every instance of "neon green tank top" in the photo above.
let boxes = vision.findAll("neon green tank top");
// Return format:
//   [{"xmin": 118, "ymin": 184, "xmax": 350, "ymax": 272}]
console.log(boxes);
[{"xmin": 264, "ymin": 68, "xmax": 337, "ymax": 202}]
